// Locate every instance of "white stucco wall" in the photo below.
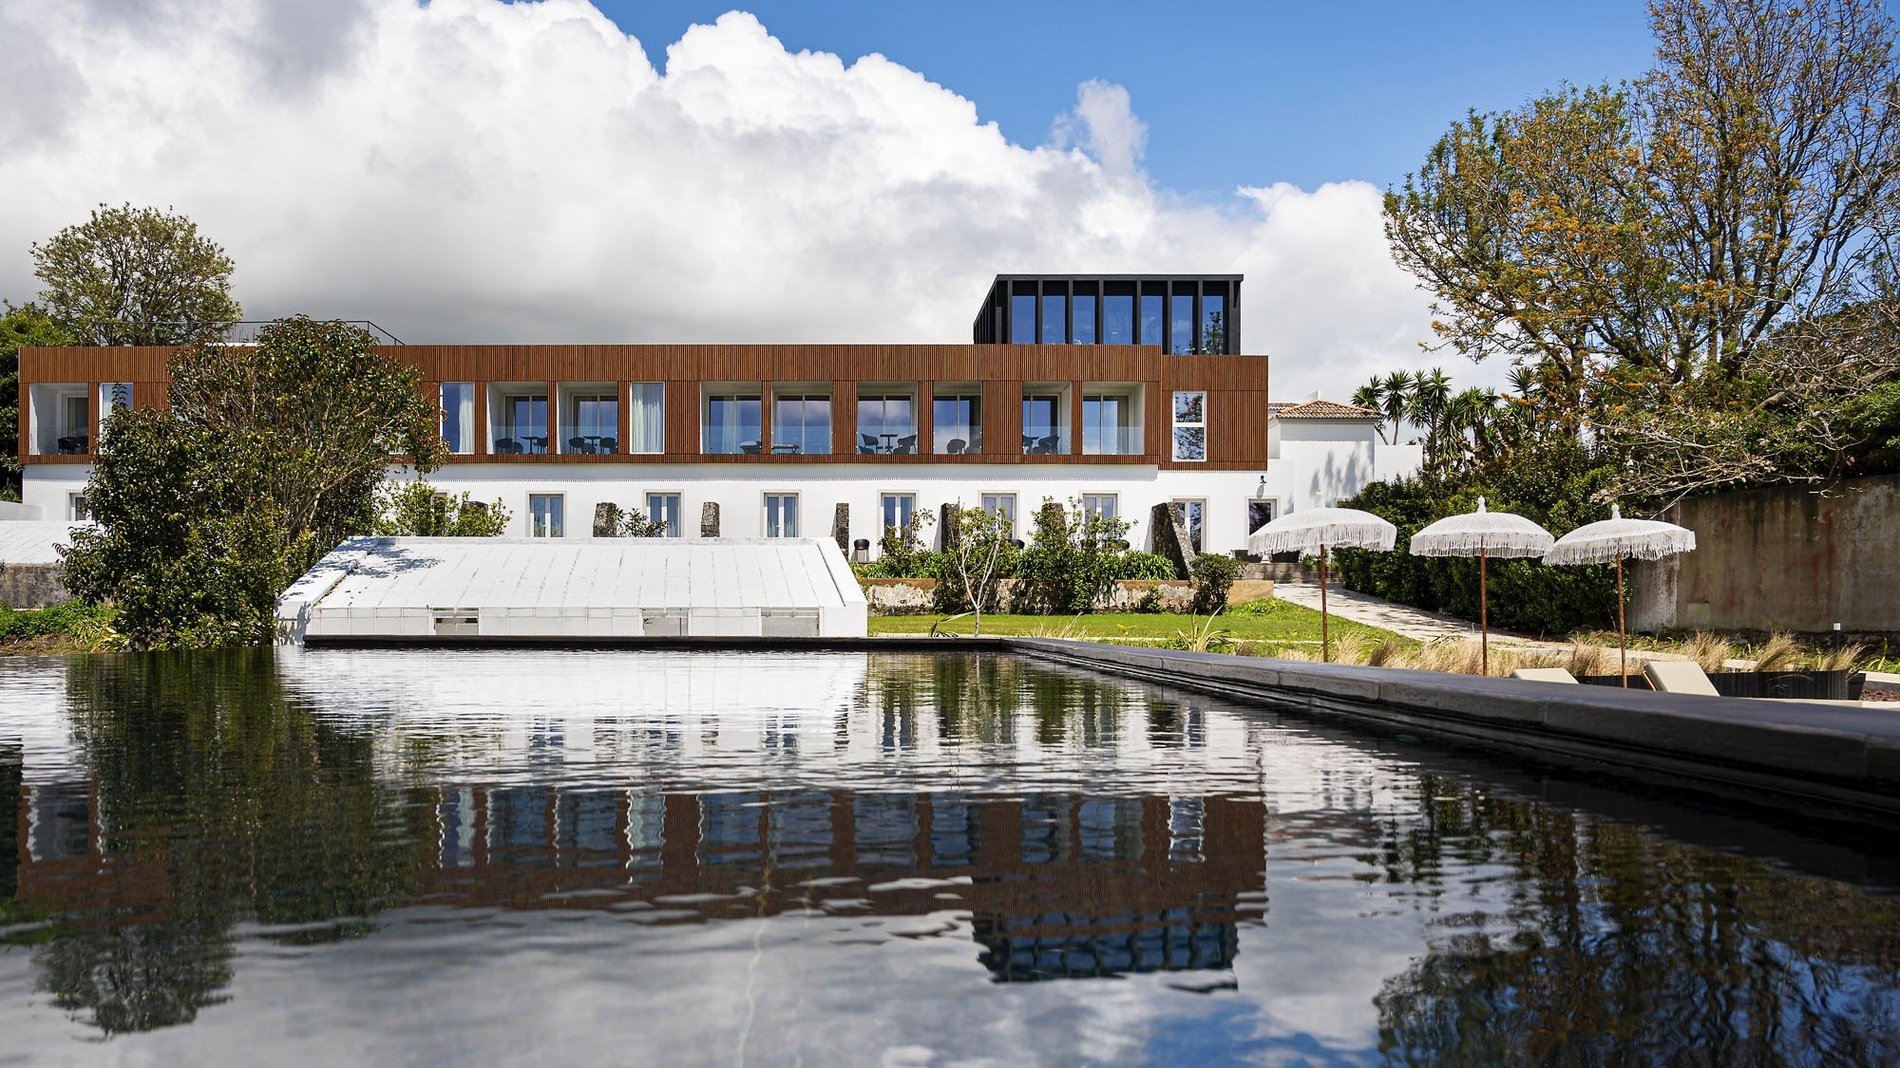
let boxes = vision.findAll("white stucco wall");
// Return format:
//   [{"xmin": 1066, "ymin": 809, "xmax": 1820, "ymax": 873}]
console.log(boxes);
[{"xmin": 23, "ymin": 430, "xmax": 1413, "ymax": 554}]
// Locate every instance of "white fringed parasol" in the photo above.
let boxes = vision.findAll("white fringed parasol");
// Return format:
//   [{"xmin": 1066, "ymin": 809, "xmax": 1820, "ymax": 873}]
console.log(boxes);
[
  {"xmin": 1407, "ymin": 498, "xmax": 1553, "ymax": 676},
  {"xmin": 1248, "ymin": 507, "xmax": 1397, "ymax": 662},
  {"xmin": 1543, "ymin": 505, "xmax": 1697, "ymax": 684}
]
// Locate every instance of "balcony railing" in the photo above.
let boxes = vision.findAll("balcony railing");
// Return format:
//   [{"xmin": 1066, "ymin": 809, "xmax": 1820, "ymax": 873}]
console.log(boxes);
[{"xmin": 92, "ymin": 320, "xmax": 405, "ymax": 345}]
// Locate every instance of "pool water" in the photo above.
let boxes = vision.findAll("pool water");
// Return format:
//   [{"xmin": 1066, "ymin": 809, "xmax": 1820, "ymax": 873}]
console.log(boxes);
[{"xmin": 2, "ymin": 649, "xmax": 1899, "ymax": 1065}]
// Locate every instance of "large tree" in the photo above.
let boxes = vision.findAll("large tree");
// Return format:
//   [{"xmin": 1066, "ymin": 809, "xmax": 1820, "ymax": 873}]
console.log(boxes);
[
  {"xmin": 1386, "ymin": 0, "xmax": 1900, "ymax": 444},
  {"xmin": 31, "ymin": 204, "xmax": 242, "ymax": 345},
  {"xmin": 0, "ymin": 303, "xmax": 73, "ymax": 499},
  {"xmin": 62, "ymin": 319, "xmax": 443, "ymax": 647}
]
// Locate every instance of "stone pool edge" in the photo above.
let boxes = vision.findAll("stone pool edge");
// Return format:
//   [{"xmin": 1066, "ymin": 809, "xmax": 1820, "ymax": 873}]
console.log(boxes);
[{"xmin": 1005, "ymin": 638, "xmax": 1900, "ymax": 821}]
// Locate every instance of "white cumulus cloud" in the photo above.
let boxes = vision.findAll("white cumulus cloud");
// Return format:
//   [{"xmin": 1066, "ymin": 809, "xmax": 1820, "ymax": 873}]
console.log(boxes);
[{"xmin": 0, "ymin": 0, "xmax": 1470, "ymax": 401}]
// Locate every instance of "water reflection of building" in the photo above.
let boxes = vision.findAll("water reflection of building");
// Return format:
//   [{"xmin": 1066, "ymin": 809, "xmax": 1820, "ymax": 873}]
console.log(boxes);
[
  {"xmin": 420, "ymin": 785, "xmax": 1263, "ymax": 982},
  {"xmin": 12, "ymin": 778, "xmax": 1264, "ymax": 984}
]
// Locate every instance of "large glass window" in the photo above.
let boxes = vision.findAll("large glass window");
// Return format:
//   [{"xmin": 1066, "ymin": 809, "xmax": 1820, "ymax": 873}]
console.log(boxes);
[
  {"xmin": 857, "ymin": 394, "xmax": 916, "ymax": 454},
  {"xmin": 773, "ymin": 393, "xmax": 831, "ymax": 455},
  {"xmin": 1104, "ymin": 286, "xmax": 1135, "ymax": 344},
  {"xmin": 932, "ymin": 393, "xmax": 982, "ymax": 454},
  {"xmin": 1010, "ymin": 293, "xmax": 1037, "ymax": 344},
  {"xmin": 1041, "ymin": 294, "xmax": 1065, "ymax": 344},
  {"xmin": 565, "ymin": 392, "xmax": 618, "ymax": 454},
  {"xmin": 1022, "ymin": 394, "xmax": 1062, "ymax": 454},
  {"xmin": 1071, "ymin": 293, "xmax": 1097, "ymax": 343},
  {"xmin": 441, "ymin": 382, "xmax": 475, "ymax": 454},
  {"xmin": 880, "ymin": 493, "xmax": 917, "ymax": 535},
  {"xmin": 764, "ymin": 493, "xmax": 799, "ymax": 537},
  {"xmin": 647, "ymin": 492, "xmax": 683, "ymax": 537},
  {"xmin": 1172, "ymin": 499, "xmax": 1206, "ymax": 553},
  {"xmin": 1172, "ymin": 390, "xmax": 1207, "ymax": 461},
  {"xmin": 496, "ymin": 393, "xmax": 548, "ymax": 455},
  {"xmin": 1082, "ymin": 494, "xmax": 1118, "ymax": 521},
  {"xmin": 1170, "ymin": 289, "xmax": 1195, "ymax": 355},
  {"xmin": 31, "ymin": 384, "xmax": 92, "ymax": 455},
  {"xmin": 1082, "ymin": 392, "xmax": 1140, "ymax": 455},
  {"xmin": 529, "ymin": 493, "xmax": 564, "ymax": 537},
  {"xmin": 1139, "ymin": 291, "xmax": 1164, "ymax": 347},
  {"xmin": 1201, "ymin": 293, "xmax": 1227, "ymax": 354},
  {"xmin": 704, "ymin": 393, "xmax": 762, "ymax": 455},
  {"xmin": 629, "ymin": 383, "xmax": 665, "ymax": 454}
]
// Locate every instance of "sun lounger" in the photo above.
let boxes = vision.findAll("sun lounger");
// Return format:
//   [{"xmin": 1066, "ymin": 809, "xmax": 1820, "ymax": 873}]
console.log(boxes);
[
  {"xmin": 1509, "ymin": 667, "xmax": 1579, "ymax": 684},
  {"xmin": 1643, "ymin": 660, "xmax": 1721, "ymax": 696}
]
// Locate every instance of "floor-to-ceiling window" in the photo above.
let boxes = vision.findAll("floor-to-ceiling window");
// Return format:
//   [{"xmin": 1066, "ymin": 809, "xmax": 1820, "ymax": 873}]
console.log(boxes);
[
  {"xmin": 1170, "ymin": 285, "xmax": 1196, "ymax": 355},
  {"xmin": 857, "ymin": 393, "xmax": 916, "ymax": 454},
  {"xmin": 441, "ymin": 382, "xmax": 475, "ymax": 454},
  {"xmin": 1041, "ymin": 292, "xmax": 1066, "ymax": 344},
  {"xmin": 1104, "ymin": 283, "xmax": 1136, "ymax": 344},
  {"xmin": 564, "ymin": 391, "xmax": 618, "ymax": 454},
  {"xmin": 1022, "ymin": 392, "xmax": 1064, "ymax": 454},
  {"xmin": 932, "ymin": 391, "xmax": 982, "ymax": 454},
  {"xmin": 628, "ymin": 383, "xmax": 665, "ymax": 454},
  {"xmin": 704, "ymin": 392, "xmax": 762, "ymax": 455},
  {"xmin": 773, "ymin": 392, "xmax": 832, "ymax": 455},
  {"xmin": 1201, "ymin": 293, "xmax": 1227, "ymax": 354},
  {"xmin": 497, "ymin": 393, "xmax": 548, "ymax": 455}
]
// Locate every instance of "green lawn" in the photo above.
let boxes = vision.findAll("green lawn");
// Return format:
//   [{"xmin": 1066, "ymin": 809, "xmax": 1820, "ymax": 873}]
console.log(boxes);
[{"xmin": 868, "ymin": 599, "xmax": 1407, "ymax": 653}]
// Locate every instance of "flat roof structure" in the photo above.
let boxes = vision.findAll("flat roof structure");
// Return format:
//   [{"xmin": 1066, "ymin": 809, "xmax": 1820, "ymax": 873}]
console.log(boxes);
[
  {"xmin": 277, "ymin": 537, "xmax": 867, "ymax": 643},
  {"xmin": 0, "ymin": 521, "xmax": 89, "ymax": 565}
]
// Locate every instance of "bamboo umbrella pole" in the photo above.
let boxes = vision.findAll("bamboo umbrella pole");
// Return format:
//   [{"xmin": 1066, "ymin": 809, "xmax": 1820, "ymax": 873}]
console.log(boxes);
[
  {"xmin": 1319, "ymin": 541, "xmax": 1330, "ymax": 663},
  {"xmin": 1479, "ymin": 543, "xmax": 1489, "ymax": 676}
]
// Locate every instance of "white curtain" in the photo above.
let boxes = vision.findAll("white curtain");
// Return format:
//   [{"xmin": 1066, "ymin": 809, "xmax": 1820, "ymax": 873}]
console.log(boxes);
[{"xmin": 631, "ymin": 383, "xmax": 665, "ymax": 454}]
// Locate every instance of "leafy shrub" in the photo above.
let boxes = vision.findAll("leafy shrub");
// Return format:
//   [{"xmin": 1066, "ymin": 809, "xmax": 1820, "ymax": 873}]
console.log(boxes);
[
  {"xmin": 1108, "ymin": 551, "xmax": 1179, "ymax": 581},
  {"xmin": 1014, "ymin": 499, "xmax": 1132, "ymax": 614},
  {"xmin": 1332, "ymin": 443, "xmax": 1618, "ymax": 637},
  {"xmin": 0, "ymin": 601, "xmax": 119, "ymax": 647},
  {"xmin": 372, "ymin": 480, "xmax": 510, "ymax": 536},
  {"xmin": 1189, "ymin": 553, "xmax": 1241, "ymax": 615}
]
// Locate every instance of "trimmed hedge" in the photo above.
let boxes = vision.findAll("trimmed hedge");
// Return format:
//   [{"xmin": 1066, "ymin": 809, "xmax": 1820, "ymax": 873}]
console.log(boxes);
[{"xmin": 1334, "ymin": 452, "xmax": 1620, "ymax": 637}]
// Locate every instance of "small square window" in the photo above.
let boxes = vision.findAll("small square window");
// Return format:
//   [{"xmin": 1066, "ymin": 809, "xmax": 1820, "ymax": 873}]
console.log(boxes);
[
  {"xmin": 69, "ymin": 493, "xmax": 90, "ymax": 522},
  {"xmin": 646, "ymin": 493, "xmax": 683, "ymax": 537}
]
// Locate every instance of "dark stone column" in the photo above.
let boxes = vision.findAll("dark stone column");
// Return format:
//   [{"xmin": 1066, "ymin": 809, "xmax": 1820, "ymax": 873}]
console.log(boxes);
[
  {"xmin": 593, "ymin": 502, "xmax": 623, "ymax": 538},
  {"xmin": 832, "ymin": 503, "xmax": 850, "ymax": 553},
  {"xmin": 1150, "ymin": 502, "xmax": 1196, "ymax": 578},
  {"xmin": 939, "ymin": 502, "xmax": 961, "ymax": 551},
  {"xmin": 700, "ymin": 501, "xmax": 720, "ymax": 538}
]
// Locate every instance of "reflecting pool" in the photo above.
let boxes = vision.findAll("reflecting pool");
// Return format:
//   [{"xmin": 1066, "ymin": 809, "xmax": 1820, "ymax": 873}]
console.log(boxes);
[{"xmin": 3, "ymin": 649, "xmax": 1900, "ymax": 1065}]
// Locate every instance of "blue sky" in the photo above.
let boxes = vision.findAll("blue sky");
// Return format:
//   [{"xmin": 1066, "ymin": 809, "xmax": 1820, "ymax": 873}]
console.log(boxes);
[
  {"xmin": 3, "ymin": 1, "xmax": 1666, "ymax": 398},
  {"xmin": 595, "ymin": 1, "xmax": 1658, "ymax": 196}
]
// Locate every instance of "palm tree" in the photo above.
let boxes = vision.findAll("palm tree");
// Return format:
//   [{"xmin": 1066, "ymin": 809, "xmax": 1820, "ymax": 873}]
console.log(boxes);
[
  {"xmin": 1351, "ymin": 377, "xmax": 1391, "ymax": 443},
  {"xmin": 1407, "ymin": 368, "xmax": 1454, "ymax": 474},
  {"xmin": 1447, "ymin": 387, "xmax": 1502, "ymax": 472},
  {"xmin": 1379, "ymin": 370, "xmax": 1415, "ymax": 443}
]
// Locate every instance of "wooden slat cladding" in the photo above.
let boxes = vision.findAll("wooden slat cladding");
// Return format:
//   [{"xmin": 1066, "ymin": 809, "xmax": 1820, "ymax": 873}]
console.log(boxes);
[{"xmin": 18, "ymin": 344, "xmax": 1271, "ymax": 469}]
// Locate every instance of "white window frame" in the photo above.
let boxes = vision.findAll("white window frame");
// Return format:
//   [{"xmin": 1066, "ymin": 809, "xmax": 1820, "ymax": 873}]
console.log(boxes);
[
  {"xmin": 1246, "ymin": 497, "xmax": 1277, "ymax": 538},
  {"xmin": 980, "ymin": 492, "xmax": 1017, "ymax": 538},
  {"xmin": 528, "ymin": 493, "xmax": 565, "ymax": 538},
  {"xmin": 646, "ymin": 492, "xmax": 684, "ymax": 538},
  {"xmin": 879, "ymin": 492, "xmax": 918, "ymax": 536},
  {"xmin": 763, "ymin": 492, "xmax": 800, "ymax": 538},
  {"xmin": 1172, "ymin": 390, "xmax": 1207, "ymax": 462},
  {"xmin": 1081, "ymin": 493, "xmax": 1118, "ymax": 521},
  {"xmin": 439, "ymin": 382, "xmax": 476, "ymax": 455},
  {"xmin": 69, "ymin": 492, "xmax": 90, "ymax": 522},
  {"xmin": 1171, "ymin": 498, "xmax": 1207, "ymax": 554}
]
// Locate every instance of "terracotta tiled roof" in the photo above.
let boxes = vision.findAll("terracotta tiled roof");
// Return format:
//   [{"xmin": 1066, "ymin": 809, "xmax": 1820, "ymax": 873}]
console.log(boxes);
[{"xmin": 1268, "ymin": 398, "xmax": 1381, "ymax": 419}]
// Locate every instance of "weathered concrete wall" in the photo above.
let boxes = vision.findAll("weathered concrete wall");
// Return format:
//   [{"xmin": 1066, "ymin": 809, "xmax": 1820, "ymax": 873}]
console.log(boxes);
[
  {"xmin": 0, "ymin": 563, "xmax": 68, "ymax": 608},
  {"xmin": 1629, "ymin": 474, "xmax": 1900, "ymax": 636}
]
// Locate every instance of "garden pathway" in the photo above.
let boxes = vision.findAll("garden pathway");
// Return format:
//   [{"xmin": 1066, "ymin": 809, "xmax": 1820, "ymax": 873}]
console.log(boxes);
[{"xmin": 1269, "ymin": 582, "xmax": 1687, "ymax": 663}]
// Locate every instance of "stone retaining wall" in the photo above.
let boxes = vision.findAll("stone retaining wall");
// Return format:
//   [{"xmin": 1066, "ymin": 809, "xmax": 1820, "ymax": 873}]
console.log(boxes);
[
  {"xmin": 856, "ymin": 577, "xmax": 1272, "ymax": 615},
  {"xmin": 0, "ymin": 563, "xmax": 68, "ymax": 609}
]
